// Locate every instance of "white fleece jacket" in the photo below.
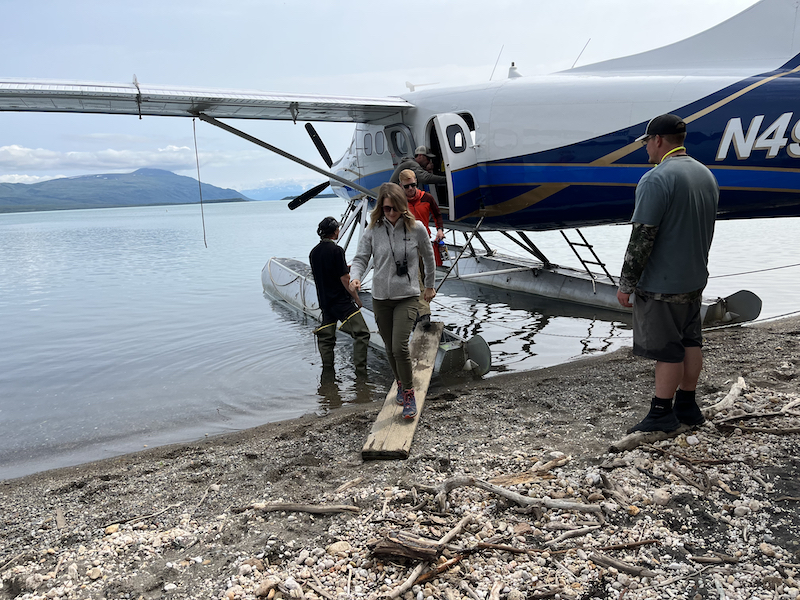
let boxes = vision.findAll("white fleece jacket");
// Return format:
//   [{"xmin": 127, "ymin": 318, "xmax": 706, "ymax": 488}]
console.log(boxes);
[{"xmin": 350, "ymin": 219, "xmax": 436, "ymax": 301}]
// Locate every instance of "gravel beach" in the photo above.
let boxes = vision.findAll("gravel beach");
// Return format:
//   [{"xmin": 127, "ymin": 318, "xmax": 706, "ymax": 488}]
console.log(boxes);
[{"xmin": 2, "ymin": 316, "xmax": 799, "ymax": 600}]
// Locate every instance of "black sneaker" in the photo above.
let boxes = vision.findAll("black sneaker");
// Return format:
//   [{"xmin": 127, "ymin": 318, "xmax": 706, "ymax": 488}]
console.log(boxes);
[
  {"xmin": 627, "ymin": 410, "xmax": 680, "ymax": 434},
  {"xmin": 675, "ymin": 390, "xmax": 705, "ymax": 426},
  {"xmin": 417, "ymin": 314, "xmax": 432, "ymax": 330}
]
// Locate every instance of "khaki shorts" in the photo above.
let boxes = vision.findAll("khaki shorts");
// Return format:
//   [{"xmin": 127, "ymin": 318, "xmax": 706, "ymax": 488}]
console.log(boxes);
[{"xmin": 632, "ymin": 295, "xmax": 702, "ymax": 363}]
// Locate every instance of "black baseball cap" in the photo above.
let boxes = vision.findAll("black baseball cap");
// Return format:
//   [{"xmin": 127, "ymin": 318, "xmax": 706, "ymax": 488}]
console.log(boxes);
[
  {"xmin": 635, "ymin": 114, "xmax": 687, "ymax": 142},
  {"xmin": 317, "ymin": 216, "xmax": 339, "ymax": 238}
]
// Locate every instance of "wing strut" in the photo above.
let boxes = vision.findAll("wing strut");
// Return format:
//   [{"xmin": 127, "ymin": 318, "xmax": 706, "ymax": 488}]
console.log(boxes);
[
  {"xmin": 197, "ymin": 114, "xmax": 375, "ymax": 198},
  {"xmin": 435, "ymin": 217, "xmax": 485, "ymax": 293}
]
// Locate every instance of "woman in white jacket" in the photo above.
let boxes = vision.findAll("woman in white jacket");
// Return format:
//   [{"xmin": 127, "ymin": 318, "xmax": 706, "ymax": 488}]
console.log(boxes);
[{"xmin": 350, "ymin": 183, "xmax": 436, "ymax": 419}]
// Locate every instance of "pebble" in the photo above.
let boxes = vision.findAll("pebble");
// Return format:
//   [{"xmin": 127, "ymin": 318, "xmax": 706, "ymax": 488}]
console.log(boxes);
[
  {"xmin": 653, "ymin": 489, "xmax": 671, "ymax": 506},
  {"xmin": 326, "ymin": 541, "xmax": 352, "ymax": 556}
]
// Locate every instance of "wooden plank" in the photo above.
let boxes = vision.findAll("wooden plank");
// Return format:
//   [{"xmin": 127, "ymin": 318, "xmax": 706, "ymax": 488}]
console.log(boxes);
[{"xmin": 362, "ymin": 322, "xmax": 444, "ymax": 460}]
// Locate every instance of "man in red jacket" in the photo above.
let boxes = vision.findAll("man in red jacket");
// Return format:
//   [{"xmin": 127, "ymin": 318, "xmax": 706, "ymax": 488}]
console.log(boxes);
[{"xmin": 398, "ymin": 169, "xmax": 445, "ymax": 327}]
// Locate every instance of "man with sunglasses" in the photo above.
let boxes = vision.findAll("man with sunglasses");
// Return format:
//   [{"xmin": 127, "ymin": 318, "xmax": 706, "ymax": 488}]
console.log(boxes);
[
  {"xmin": 617, "ymin": 114, "xmax": 719, "ymax": 434},
  {"xmin": 389, "ymin": 145, "xmax": 446, "ymax": 187},
  {"xmin": 398, "ymin": 169, "xmax": 445, "ymax": 327}
]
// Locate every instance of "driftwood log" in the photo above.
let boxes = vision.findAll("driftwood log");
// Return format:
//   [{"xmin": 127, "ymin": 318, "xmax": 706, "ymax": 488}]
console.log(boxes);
[
  {"xmin": 235, "ymin": 502, "xmax": 359, "ymax": 515},
  {"xmin": 590, "ymin": 551, "xmax": 657, "ymax": 578},
  {"xmin": 384, "ymin": 515, "xmax": 473, "ymax": 599},
  {"xmin": 369, "ymin": 530, "xmax": 443, "ymax": 561},
  {"xmin": 414, "ymin": 476, "xmax": 604, "ymax": 521},
  {"xmin": 705, "ymin": 377, "xmax": 747, "ymax": 418}
]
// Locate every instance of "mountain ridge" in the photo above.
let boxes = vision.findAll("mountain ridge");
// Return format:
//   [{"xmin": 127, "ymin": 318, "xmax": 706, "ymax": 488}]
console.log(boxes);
[{"xmin": 0, "ymin": 168, "xmax": 251, "ymax": 213}]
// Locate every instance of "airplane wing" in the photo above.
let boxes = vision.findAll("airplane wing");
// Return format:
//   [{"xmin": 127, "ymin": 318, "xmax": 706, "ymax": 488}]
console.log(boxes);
[{"xmin": 0, "ymin": 79, "xmax": 413, "ymax": 122}]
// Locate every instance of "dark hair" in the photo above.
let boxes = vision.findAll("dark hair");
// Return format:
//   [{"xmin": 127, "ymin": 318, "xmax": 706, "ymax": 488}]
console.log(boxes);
[{"xmin": 317, "ymin": 216, "xmax": 339, "ymax": 238}]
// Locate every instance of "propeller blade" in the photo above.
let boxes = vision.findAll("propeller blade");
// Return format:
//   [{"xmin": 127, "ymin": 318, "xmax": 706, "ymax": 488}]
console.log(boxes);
[
  {"xmin": 288, "ymin": 181, "xmax": 330, "ymax": 210},
  {"xmin": 305, "ymin": 123, "xmax": 333, "ymax": 168}
]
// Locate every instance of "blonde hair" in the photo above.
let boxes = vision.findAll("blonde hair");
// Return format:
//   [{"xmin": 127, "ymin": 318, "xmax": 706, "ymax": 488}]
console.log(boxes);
[
  {"xmin": 398, "ymin": 169, "xmax": 417, "ymax": 184},
  {"xmin": 369, "ymin": 183, "xmax": 416, "ymax": 230}
]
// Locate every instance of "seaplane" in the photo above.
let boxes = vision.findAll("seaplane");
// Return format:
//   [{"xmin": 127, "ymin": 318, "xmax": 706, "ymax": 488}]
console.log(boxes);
[{"xmin": 2, "ymin": 0, "xmax": 798, "ymax": 375}]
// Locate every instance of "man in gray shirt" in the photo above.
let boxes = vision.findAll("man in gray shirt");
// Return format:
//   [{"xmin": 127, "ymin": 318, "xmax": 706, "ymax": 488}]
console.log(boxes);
[
  {"xmin": 617, "ymin": 114, "xmax": 719, "ymax": 434},
  {"xmin": 390, "ymin": 145, "xmax": 447, "ymax": 187}
]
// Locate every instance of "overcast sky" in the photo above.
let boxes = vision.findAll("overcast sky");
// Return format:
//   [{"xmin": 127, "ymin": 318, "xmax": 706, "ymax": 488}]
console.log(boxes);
[{"xmin": 1, "ymin": 0, "xmax": 760, "ymax": 191}]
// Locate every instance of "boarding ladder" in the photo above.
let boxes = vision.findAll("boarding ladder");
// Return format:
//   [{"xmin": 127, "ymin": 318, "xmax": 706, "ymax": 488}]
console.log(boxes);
[{"xmin": 560, "ymin": 229, "xmax": 614, "ymax": 283}]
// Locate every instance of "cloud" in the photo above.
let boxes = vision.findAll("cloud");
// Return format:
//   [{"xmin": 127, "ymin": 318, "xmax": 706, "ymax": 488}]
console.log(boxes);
[
  {"xmin": 0, "ymin": 173, "xmax": 67, "ymax": 184},
  {"xmin": 0, "ymin": 144, "xmax": 263, "ymax": 174}
]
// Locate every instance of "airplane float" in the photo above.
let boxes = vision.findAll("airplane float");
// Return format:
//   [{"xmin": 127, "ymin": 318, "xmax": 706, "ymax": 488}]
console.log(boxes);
[{"xmin": 2, "ymin": 0, "xmax": 796, "ymax": 372}]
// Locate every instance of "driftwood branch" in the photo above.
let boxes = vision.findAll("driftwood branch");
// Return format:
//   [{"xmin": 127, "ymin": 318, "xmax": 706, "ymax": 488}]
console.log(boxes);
[
  {"xmin": 488, "ymin": 580, "xmax": 503, "ymax": 600},
  {"xmin": 705, "ymin": 377, "xmax": 746, "ymax": 418},
  {"xmin": 546, "ymin": 526, "xmax": 601, "ymax": 546},
  {"xmin": 237, "ymin": 502, "xmax": 359, "ymax": 515},
  {"xmin": 608, "ymin": 425, "xmax": 691, "ymax": 453},
  {"xmin": 112, "ymin": 502, "xmax": 184, "ymax": 527},
  {"xmin": 415, "ymin": 476, "xmax": 603, "ymax": 522},
  {"xmin": 383, "ymin": 515, "xmax": 474, "ymax": 598},
  {"xmin": 488, "ymin": 456, "xmax": 569, "ymax": 485},
  {"xmin": 590, "ymin": 552, "xmax": 657, "ymax": 578},
  {"xmin": 334, "ymin": 477, "xmax": 364, "ymax": 494}
]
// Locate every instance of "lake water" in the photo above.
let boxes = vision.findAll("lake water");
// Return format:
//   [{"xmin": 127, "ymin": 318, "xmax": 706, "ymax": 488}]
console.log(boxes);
[{"xmin": 1, "ymin": 200, "xmax": 798, "ymax": 480}]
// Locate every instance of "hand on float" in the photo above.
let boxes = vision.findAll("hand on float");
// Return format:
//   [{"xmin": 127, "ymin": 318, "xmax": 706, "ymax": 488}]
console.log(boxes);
[{"xmin": 423, "ymin": 287, "xmax": 436, "ymax": 303}]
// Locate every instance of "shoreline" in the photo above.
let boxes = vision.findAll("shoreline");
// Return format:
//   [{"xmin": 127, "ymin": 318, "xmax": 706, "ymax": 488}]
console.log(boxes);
[{"xmin": 1, "ymin": 316, "xmax": 798, "ymax": 599}]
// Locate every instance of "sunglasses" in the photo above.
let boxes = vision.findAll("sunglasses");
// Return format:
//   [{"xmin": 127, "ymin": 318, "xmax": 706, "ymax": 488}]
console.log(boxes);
[
  {"xmin": 640, "ymin": 135, "xmax": 654, "ymax": 146},
  {"xmin": 382, "ymin": 205, "xmax": 398, "ymax": 213},
  {"xmin": 402, "ymin": 183, "xmax": 417, "ymax": 189}
]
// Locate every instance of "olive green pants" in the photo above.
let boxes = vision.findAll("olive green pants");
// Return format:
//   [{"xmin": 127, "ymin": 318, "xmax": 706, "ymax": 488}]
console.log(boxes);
[{"xmin": 372, "ymin": 296, "xmax": 417, "ymax": 390}]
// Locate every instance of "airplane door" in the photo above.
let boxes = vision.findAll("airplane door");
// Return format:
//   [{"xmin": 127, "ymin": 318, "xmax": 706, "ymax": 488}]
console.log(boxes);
[{"xmin": 432, "ymin": 113, "xmax": 480, "ymax": 221}]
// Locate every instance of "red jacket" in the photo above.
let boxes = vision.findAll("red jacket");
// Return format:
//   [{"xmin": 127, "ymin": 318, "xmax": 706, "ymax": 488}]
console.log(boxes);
[{"xmin": 407, "ymin": 189, "xmax": 443, "ymax": 236}]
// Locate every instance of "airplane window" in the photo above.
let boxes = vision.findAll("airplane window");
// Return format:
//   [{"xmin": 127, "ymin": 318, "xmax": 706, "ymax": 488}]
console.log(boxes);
[
  {"xmin": 392, "ymin": 131, "xmax": 409, "ymax": 156},
  {"xmin": 375, "ymin": 131, "xmax": 385, "ymax": 154},
  {"xmin": 364, "ymin": 133, "xmax": 373, "ymax": 156},
  {"xmin": 446, "ymin": 124, "xmax": 466, "ymax": 154}
]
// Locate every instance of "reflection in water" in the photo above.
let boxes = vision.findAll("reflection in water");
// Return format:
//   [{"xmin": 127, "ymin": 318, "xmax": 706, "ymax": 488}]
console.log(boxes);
[
  {"xmin": 266, "ymin": 299, "xmax": 394, "ymax": 413},
  {"xmin": 434, "ymin": 279, "xmax": 632, "ymax": 374},
  {"xmin": 316, "ymin": 368, "xmax": 376, "ymax": 411}
]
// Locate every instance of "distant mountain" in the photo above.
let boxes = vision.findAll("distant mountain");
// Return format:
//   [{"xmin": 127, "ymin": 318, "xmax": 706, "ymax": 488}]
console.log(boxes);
[
  {"xmin": 242, "ymin": 183, "xmax": 307, "ymax": 201},
  {"xmin": 0, "ymin": 168, "xmax": 251, "ymax": 213}
]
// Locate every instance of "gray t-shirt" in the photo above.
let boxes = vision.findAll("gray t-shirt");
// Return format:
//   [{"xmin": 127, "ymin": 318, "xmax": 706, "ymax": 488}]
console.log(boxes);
[{"xmin": 631, "ymin": 155, "xmax": 719, "ymax": 294}]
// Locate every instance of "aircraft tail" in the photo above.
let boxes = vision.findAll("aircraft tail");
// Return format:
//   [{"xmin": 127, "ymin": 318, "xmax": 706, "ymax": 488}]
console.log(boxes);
[{"xmin": 565, "ymin": 0, "xmax": 800, "ymax": 75}]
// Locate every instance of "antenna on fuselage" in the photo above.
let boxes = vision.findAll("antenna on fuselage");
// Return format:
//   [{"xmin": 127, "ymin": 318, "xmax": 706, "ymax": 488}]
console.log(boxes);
[
  {"xmin": 489, "ymin": 45, "xmax": 504, "ymax": 80},
  {"xmin": 508, "ymin": 62, "xmax": 522, "ymax": 78},
  {"xmin": 571, "ymin": 38, "xmax": 592, "ymax": 69}
]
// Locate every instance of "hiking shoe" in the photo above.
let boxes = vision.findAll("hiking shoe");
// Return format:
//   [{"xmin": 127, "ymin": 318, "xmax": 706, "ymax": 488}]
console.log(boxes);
[
  {"xmin": 402, "ymin": 389, "xmax": 417, "ymax": 419},
  {"xmin": 627, "ymin": 410, "xmax": 680, "ymax": 434},
  {"xmin": 675, "ymin": 390, "xmax": 705, "ymax": 426},
  {"xmin": 395, "ymin": 380, "xmax": 404, "ymax": 405}
]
